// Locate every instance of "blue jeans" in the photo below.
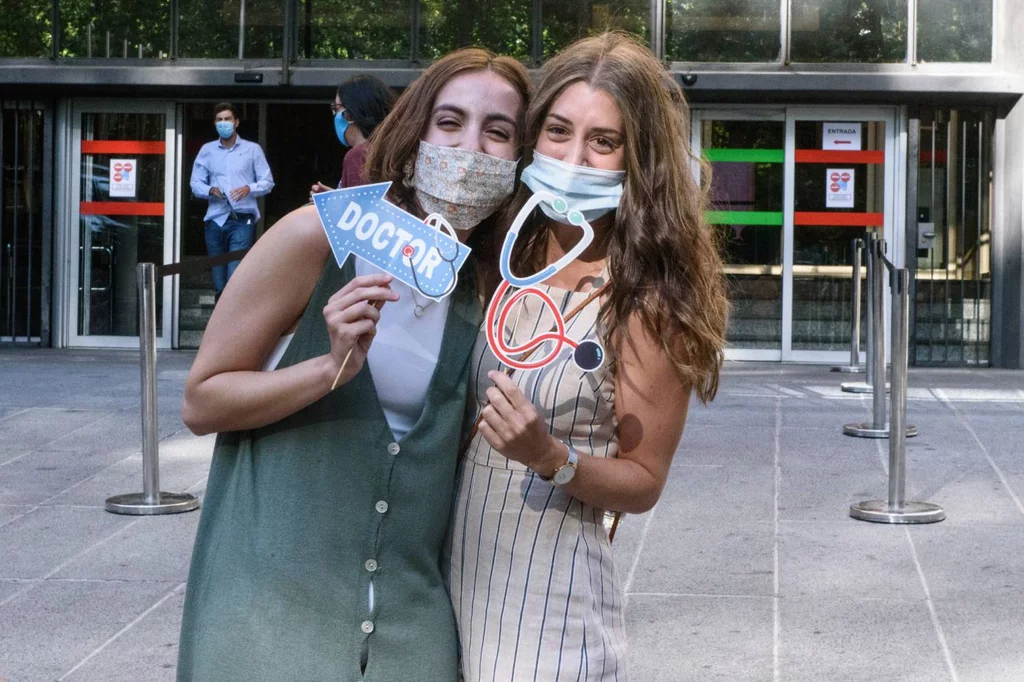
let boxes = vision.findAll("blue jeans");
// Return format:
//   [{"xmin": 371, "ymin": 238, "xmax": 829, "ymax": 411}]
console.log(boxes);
[{"xmin": 205, "ymin": 215, "xmax": 255, "ymax": 294}]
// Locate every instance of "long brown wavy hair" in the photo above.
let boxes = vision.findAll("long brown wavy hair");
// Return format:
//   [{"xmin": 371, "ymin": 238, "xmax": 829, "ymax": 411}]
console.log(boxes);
[
  {"xmin": 363, "ymin": 47, "xmax": 531, "ymax": 218},
  {"xmin": 506, "ymin": 32, "xmax": 728, "ymax": 403}
]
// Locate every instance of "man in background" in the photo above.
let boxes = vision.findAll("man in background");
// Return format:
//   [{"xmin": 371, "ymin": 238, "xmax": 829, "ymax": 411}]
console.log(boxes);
[{"xmin": 189, "ymin": 102, "xmax": 274, "ymax": 301}]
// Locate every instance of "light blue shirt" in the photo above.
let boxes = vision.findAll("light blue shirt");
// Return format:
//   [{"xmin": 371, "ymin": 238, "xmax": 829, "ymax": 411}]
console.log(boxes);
[{"xmin": 189, "ymin": 135, "xmax": 274, "ymax": 226}]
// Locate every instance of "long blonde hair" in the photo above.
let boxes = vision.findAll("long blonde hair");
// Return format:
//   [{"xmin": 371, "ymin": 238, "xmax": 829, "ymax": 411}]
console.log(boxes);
[{"xmin": 507, "ymin": 32, "xmax": 728, "ymax": 402}]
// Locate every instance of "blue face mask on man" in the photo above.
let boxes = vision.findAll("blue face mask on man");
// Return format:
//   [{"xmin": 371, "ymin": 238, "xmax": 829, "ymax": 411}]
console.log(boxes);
[
  {"xmin": 334, "ymin": 110, "xmax": 351, "ymax": 148},
  {"xmin": 520, "ymin": 150, "xmax": 625, "ymax": 223},
  {"xmin": 215, "ymin": 120, "xmax": 235, "ymax": 139}
]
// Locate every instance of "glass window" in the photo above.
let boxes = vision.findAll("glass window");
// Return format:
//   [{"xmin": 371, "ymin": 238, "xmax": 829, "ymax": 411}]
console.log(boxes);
[
  {"xmin": 420, "ymin": 0, "xmax": 530, "ymax": 60},
  {"xmin": 790, "ymin": 0, "xmax": 906, "ymax": 63},
  {"xmin": 917, "ymin": 0, "xmax": 992, "ymax": 63},
  {"xmin": 59, "ymin": 0, "xmax": 171, "ymax": 58},
  {"xmin": 542, "ymin": 0, "xmax": 649, "ymax": 60},
  {"xmin": 299, "ymin": 0, "xmax": 410, "ymax": 59},
  {"xmin": 702, "ymin": 119, "xmax": 786, "ymax": 349},
  {"xmin": 666, "ymin": 0, "xmax": 780, "ymax": 63},
  {"xmin": 178, "ymin": 0, "xmax": 284, "ymax": 58},
  {"xmin": 0, "ymin": 0, "xmax": 53, "ymax": 57}
]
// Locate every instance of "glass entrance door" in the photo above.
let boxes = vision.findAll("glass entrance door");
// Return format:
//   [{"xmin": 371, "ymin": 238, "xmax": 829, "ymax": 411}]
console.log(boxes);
[
  {"xmin": 694, "ymin": 106, "xmax": 898, "ymax": 362},
  {"xmin": 69, "ymin": 101, "xmax": 175, "ymax": 348}
]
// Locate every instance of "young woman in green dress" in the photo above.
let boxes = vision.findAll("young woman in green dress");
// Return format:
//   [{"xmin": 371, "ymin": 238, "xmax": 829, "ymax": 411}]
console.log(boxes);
[{"xmin": 176, "ymin": 48, "xmax": 530, "ymax": 682}]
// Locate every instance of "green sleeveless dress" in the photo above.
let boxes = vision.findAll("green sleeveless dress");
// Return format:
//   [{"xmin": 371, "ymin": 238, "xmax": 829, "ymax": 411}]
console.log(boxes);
[{"xmin": 177, "ymin": 258, "xmax": 482, "ymax": 682}]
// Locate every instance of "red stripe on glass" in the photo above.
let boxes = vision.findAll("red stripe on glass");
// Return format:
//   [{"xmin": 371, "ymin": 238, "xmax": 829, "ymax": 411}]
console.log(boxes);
[
  {"xmin": 81, "ymin": 140, "xmax": 165, "ymax": 155},
  {"xmin": 80, "ymin": 202, "xmax": 165, "ymax": 216},
  {"xmin": 794, "ymin": 212, "xmax": 884, "ymax": 227},
  {"xmin": 795, "ymin": 150, "xmax": 885, "ymax": 164}
]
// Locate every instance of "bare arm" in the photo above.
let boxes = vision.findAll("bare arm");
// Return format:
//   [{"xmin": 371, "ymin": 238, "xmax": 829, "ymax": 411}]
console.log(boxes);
[
  {"xmin": 480, "ymin": 315, "xmax": 691, "ymax": 514},
  {"xmin": 182, "ymin": 203, "xmax": 399, "ymax": 435}
]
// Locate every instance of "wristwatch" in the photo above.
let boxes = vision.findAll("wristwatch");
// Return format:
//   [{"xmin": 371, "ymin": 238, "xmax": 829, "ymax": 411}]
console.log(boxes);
[{"xmin": 538, "ymin": 441, "xmax": 579, "ymax": 486}]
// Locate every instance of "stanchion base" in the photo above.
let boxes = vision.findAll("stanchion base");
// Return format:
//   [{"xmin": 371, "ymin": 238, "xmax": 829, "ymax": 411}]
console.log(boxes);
[
  {"xmin": 850, "ymin": 500, "xmax": 945, "ymax": 524},
  {"xmin": 831, "ymin": 365, "xmax": 865, "ymax": 374},
  {"xmin": 841, "ymin": 382, "xmax": 890, "ymax": 394},
  {"xmin": 105, "ymin": 492, "xmax": 200, "ymax": 516},
  {"xmin": 842, "ymin": 422, "xmax": 918, "ymax": 438}
]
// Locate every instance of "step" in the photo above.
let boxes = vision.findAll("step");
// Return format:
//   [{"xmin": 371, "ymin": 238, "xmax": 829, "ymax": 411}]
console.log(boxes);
[
  {"xmin": 180, "ymin": 288, "xmax": 216, "ymax": 307},
  {"xmin": 178, "ymin": 329, "xmax": 204, "ymax": 349},
  {"xmin": 179, "ymin": 306, "xmax": 214, "ymax": 331}
]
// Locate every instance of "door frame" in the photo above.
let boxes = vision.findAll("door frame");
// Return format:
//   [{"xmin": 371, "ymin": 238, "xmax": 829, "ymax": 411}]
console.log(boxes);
[
  {"xmin": 692, "ymin": 104, "xmax": 902, "ymax": 363},
  {"xmin": 65, "ymin": 99, "xmax": 177, "ymax": 349}
]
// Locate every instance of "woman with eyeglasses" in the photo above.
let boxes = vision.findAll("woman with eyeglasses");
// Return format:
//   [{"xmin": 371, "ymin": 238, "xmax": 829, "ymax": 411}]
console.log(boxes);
[
  {"xmin": 445, "ymin": 32, "xmax": 728, "ymax": 680},
  {"xmin": 311, "ymin": 75, "xmax": 396, "ymax": 194}
]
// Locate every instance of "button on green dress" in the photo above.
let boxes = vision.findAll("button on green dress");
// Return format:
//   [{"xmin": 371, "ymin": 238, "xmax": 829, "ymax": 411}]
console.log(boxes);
[{"xmin": 177, "ymin": 258, "xmax": 481, "ymax": 682}]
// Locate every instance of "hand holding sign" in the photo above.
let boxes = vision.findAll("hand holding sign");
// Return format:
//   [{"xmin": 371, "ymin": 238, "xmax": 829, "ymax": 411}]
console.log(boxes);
[
  {"xmin": 313, "ymin": 182, "xmax": 473, "ymax": 389},
  {"xmin": 313, "ymin": 182, "xmax": 471, "ymax": 301},
  {"xmin": 322, "ymin": 273, "xmax": 399, "ymax": 390}
]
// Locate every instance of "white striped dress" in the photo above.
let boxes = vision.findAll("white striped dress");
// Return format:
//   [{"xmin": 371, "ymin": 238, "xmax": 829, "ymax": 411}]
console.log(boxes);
[{"xmin": 445, "ymin": 282, "xmax": 628, "ymax": 682}]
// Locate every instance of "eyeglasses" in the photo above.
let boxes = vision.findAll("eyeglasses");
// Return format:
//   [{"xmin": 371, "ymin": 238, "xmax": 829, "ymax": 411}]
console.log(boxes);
[{"xmin": 329, "ymin": 103, "xmax": 347, "ymax": 116}]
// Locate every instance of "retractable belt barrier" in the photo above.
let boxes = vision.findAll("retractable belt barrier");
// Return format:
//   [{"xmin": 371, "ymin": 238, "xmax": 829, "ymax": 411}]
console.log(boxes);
[
  {"xmin": 831, "ymin": 237, "xmax": 866, "ymax": 375},
  {"xmin": 106, "ymin": 250, "xmax": 247, "ymax": 515},
  {"xmin": 841, "ymin": 238, "xmax": 944, "ymax": 524}
]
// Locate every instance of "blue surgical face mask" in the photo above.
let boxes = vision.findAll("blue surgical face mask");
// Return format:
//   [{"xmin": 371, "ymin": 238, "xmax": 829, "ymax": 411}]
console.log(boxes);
[
  {"xmin": 520, "ymin": 150, "xmax": 625, "ymax": 223},
  {"xmin": 334, "ymin": 110, "xmax": 351, "ymax": 148},
  {"xmin": 215, "ymin": 120, "xmax": 235, "ymax": 139}
]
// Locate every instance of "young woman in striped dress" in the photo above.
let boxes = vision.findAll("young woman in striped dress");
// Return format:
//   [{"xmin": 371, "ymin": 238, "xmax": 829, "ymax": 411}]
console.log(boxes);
[{"xmin": 445, "ymin": 33, "xmax": 729, "ymax": 681}]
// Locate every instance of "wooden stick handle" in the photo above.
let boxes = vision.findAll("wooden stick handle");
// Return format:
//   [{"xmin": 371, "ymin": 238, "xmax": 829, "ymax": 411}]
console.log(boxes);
[{"xmin": 330, "ymin": 347, "xmax": 355, "ymax": 392}]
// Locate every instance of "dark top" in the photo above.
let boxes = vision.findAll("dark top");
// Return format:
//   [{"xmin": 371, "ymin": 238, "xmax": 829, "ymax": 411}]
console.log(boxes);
[
  {"xmin": 340, "ymin": 143, "xmax": 370, "ymax": 188},
  {"xmin": 176, "ymin": 256, "xmax": 482, "ymax": 681}
]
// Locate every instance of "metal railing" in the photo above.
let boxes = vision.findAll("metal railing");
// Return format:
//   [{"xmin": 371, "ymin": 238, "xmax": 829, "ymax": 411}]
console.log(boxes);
[
  {"xmin": 831, "ymin": 237, "xmax": 865, "ymax": 374},
  {"xmin": 105, "ymin": 248, "xmax": 248, "ymax": 515},
  {"xmin": 841, "ymin": 237, "xmax": 944, "ymax": 524}
]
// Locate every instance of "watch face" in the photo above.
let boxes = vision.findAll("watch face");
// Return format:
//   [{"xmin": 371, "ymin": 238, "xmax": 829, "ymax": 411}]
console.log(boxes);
[{"xmin": 553, "ymin": 465, "xmax": 576, "ymax": 486}]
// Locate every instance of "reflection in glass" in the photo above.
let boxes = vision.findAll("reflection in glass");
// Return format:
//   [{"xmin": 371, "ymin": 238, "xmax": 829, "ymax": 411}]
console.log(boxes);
[
  {"xmin": 542, "ymin": 0, "xmax": 648, "ymax": 60},
  {"xmin": 790, "ymin": 0, "xmax": 906, "ymax": 63},
  {"xmin": 420, "ymin": 0, "xmax": 530, "ymax": 60},
  {"xmin": 178, "ymin": 0, "xmax": 284, "ymax": 58},
  {"xmin": 666, "ymin": 0, "xmax": 780, "ymax": 62},
  {"xmin": 791, "ymin": 120, "xmax": 885, "ymax": 351},
  {"xmin": 60, "ymin": 0, "xmax": 171, "ymax": 58},
  {"xmin": 917, "ymin": 0, "xmax": 992, "ymax": 63},
  {"xmin": 0, "ymin": 0, "xmax": 53, "ymax": 57},
  {"xmin": 703, "ymin": 119, "xmax": 785, "ymax": 350},
  {"xmin": 299, "ymin": 0, "xmax": 410, "ymax": 59},
  {"xmin": 79, "ymin": 113, "xmax": 165, "ymax": 337},
  {"xmin": 914, "ymin": 109, "xmax": 992, "ymax": 366}
]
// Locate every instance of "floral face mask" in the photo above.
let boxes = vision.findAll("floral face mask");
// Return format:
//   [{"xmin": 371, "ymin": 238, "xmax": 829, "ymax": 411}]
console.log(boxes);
[{"xmin": 411, "ymin": 140, "xmax": 518, "ymax": 231}]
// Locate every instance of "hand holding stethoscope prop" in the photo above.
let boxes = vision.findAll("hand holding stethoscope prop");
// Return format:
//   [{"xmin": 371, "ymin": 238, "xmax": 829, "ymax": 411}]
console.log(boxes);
[
  {"xmin": 405, "ymin": 213, "xmax": 460, "ymax": 300},
  {"xmin": 486, "ymin": 191, "xmax": 605, "ymax": 373}
]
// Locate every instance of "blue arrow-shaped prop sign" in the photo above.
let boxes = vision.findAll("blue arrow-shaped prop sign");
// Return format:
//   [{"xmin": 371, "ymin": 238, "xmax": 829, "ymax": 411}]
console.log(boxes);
[{"xmin": 313, "ymin": 181, "xmax": 471, "ymax": 300}]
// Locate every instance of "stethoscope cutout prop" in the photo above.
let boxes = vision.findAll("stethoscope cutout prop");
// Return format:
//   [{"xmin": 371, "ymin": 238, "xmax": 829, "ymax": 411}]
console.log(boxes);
[
  {"xmin": 407, "ymin": 213, "xmax": 459, "ymax": 300},
  {"xmin": 486, "ymin": 190, "xmax": 606, "ymax": 373}
]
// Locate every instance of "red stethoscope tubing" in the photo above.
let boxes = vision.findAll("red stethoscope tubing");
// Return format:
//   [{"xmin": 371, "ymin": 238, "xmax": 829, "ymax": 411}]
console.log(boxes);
[{"xmin": 485, "ymin": 280, "xmax": 580, "ymax": 371}]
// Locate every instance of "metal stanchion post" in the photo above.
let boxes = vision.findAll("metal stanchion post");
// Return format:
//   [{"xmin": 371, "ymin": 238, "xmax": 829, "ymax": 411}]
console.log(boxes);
[
  {"xmin": 832, "ymin": 238, "xmax": 866, "ymax": 373},
  {"xmin": 841, "ymin": 235, "xmax": 877, "ymax": 393},
  {"xmin": 105, "ymin": 264, "xmax": 199, "ymax": 515},
  {"xmin": 850, "ymin": 268, "xmax": 942, "ymax": 524},
  {"xmin": 844, "ymin": 242, "xmax": 916, "ymax": 439}
]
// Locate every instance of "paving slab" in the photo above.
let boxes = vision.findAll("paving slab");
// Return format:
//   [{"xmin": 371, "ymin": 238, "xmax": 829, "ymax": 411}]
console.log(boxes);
[
  {"xmin": 778, "ymin": 467, "xmax": 885, "ymax": 522},
  {"xmin": 932, "ymin": 597, "xmax": 1024, "ymax": 682},
  {"xmin": 0, "ymin": 408, "xmax": 113, "ymax": 454},
  {"xmin": 661, "ymin": 465, "xmax": 776, "ymax": 522},
  {"xmin": 62, "ymin": 586, "xmax": 185, "ymax": 682},
  {"xmin": 778, "ymin": 521, "xmax": 924, "ymax": 600},
  {"xmin": 626, "ymin": 594, "xmax": 773, "ymax": 682},
  {"xmin": 0, "ymin": 579, "xmax": 178, "ymax": 682},
  {"xmin": 0, "ymin": 506, "xmax": 135, "ymax": 579},
  {"xmin": 674, "ymin": 425, "xmax": 776, "ymax": 467},
  {"xmin": 0, "ymin": 450, "xmax": 112, "ymax": 505},
  {"xmin": 53, "ymin": 511, "xmax": 200, "ymax": 583},
  {"xmin": 629, "ymin": 521, "xmax": 774, "ymax": 597},
  {"xmin": 908, "ymin": 524, "xmax": 1024, "ymax": 600},
  {"xmin": 779, "ymin": 597, "xmax": 951, "ymax": 682}
]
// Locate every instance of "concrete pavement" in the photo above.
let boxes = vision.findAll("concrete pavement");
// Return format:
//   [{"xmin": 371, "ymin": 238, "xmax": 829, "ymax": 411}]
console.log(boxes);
[{"xmin": 1, "ymin": 349, "xmax": 1023, "ymax": 681}]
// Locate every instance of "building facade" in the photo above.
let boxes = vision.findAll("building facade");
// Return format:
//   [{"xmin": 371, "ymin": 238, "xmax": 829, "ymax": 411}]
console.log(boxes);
[{"xmin": 1, "ymin": 0, "xmax": 1022, "ymax": 367}]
